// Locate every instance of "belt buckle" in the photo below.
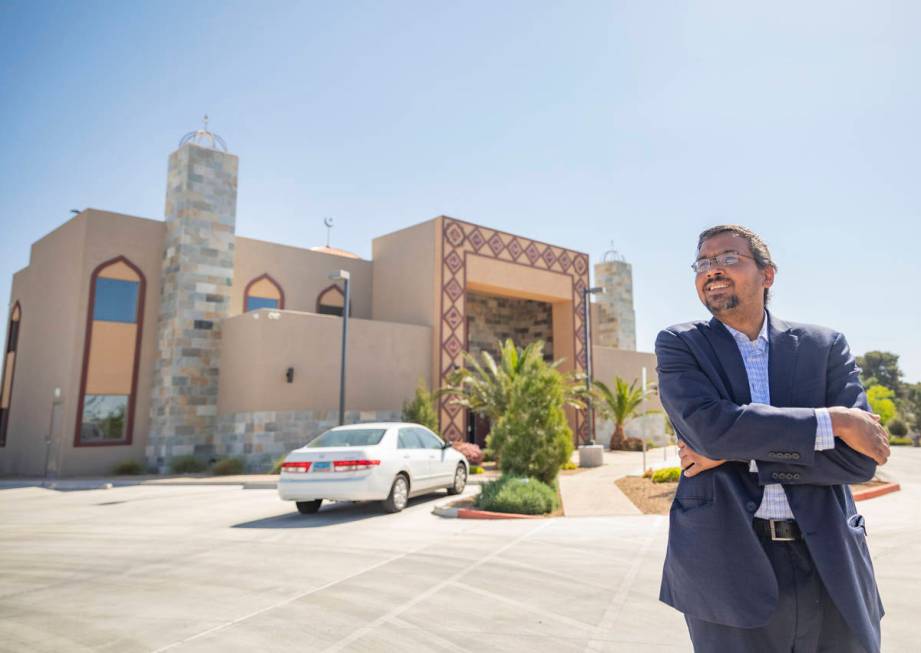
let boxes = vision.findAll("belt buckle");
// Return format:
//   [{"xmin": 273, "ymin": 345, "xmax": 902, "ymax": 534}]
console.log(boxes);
[{"xmin": 769, "ymin": 519, "xmax": 796, "ymax": 542}]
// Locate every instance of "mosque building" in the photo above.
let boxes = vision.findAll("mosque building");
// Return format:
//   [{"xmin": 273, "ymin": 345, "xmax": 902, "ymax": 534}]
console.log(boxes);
[{"xmin": 0, "ymin": 125, "xmax": 657, "ymax": 476}]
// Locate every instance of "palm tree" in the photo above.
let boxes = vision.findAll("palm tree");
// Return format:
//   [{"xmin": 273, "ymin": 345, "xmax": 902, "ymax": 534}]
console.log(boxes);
[
  {"xmin": 593, "ymin": 376, "xmax": 645, "ymax": 450},
  {"xmin": 439, "ymin": 339, "xmax": 586, "ymax": 420}
]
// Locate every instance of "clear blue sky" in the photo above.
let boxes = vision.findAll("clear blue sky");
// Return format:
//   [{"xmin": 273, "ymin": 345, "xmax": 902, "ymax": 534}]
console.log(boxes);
[{"xmin": 2, "ymin": 1, "xmax": 919, "ymax": 382}]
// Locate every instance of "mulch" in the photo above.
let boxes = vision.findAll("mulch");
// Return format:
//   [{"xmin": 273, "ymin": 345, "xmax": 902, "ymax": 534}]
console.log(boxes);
[{"xmin": 616, "ymin": 476, "xmax": 898, "ymax": 515}]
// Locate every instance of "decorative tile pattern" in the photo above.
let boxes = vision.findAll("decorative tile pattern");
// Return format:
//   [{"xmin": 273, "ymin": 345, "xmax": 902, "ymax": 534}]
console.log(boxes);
[{"xmin": 438, "ymin": 219, "xmax": 591, "ymax": 443}]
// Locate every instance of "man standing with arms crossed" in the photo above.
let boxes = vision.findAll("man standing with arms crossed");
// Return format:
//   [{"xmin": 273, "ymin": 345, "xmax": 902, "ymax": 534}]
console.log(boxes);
[{"xmin": 656, "ymin": 225, "xmax": 888, "ymax": 652}]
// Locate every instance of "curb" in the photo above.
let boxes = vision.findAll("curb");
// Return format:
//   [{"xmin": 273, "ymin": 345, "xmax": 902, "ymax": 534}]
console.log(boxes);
[
  {"xmin": 456, "ymin": 508, "xmax": 546, "ymax": 520},
  {"xmin": 853, "ymin": 482, "xmax": 901, "ymax": 502}
]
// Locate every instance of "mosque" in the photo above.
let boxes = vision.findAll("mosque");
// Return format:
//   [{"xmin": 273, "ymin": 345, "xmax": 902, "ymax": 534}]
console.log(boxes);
[{"xmin": 0, "ymin": 125, "xmax": 657, "ymax": 476}]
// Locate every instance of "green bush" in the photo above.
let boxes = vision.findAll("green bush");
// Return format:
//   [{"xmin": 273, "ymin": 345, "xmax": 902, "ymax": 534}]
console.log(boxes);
[
  {"xmin": 652, "ymin": 466, "xmax": 681, "ymax": 483},
  {"xmin": 112, "ymin": 460, "xmax": 144, "ymax": 475},
  {"xmin": 401, "ymin": 380, "xmax": 440, "ymax": 434},
  {"xmin": 561, "ymin": 461, "xmax": 578, "ymax": 471},
  {"xmin": 487, "ymin": 353, "xmax": 573, "ymax": 485},
  {"xmin": 170, "ymin": 455, "xmax": 207, "ymax": 474},
  {"xmin": 211, "ymin": 458, "xmax": 245, "ymax": 475},
  {"xmin": 888, "ymin": 418, "xmax": 908, "ymax": 437},
  {"xmin": 469, "ymin": 465, "xmax": 485, "ymax": 475},
  {"xmin": 889, "ymin": 436, "xmax": 913, "ymax": 446},
  {"xmin": 475, "ymin": 476, "xmax": 558, "ymax": 515}
]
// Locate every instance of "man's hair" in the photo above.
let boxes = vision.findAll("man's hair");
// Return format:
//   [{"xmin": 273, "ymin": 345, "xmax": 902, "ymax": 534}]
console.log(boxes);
[{"xmin": 697, "ymin": 224, "xmax": 777, "ymax": 304}]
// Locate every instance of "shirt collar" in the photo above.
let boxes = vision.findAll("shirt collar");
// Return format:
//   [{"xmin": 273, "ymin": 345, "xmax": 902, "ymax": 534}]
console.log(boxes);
[{"xmin": 721, "ymin": 312, "xmax": 768, "ymax": 347}]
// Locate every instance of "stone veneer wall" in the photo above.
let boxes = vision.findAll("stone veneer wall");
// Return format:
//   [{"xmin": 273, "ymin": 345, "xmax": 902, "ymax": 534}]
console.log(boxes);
[
  {"xmin": 465, "ymin": 292, "xmax": 554, "ymax": 361},
  {"xmin": 216, "ymin": 409, "xmax": 402, "ymax": 471},
  {"xmin": 594, "ymin": 260, "xmax": 636, "ymax": 351},
  {"xmin": 148, "ymin": 143, "xmax": 239, "ymax": 471}
]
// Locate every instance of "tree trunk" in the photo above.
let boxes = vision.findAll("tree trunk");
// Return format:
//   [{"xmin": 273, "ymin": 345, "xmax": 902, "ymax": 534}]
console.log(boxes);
[{"xmin": 609, "ymin": 423, "xmax": 626, "ymax": 450}]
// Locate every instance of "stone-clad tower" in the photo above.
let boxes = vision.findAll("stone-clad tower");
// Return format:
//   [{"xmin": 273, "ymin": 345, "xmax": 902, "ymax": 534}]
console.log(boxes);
[
  {"xmin": 147, "ymin": 123, "xmax": 238, "ymax": 471},
  {"xmin": 594, "ymin": 250, "xmax": 637, "ymax": 351}
]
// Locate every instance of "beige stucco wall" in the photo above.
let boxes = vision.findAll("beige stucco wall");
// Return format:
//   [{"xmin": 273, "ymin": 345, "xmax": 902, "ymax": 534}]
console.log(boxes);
[
  {"xmin": 232, "ymin": 237, "xmax": 373, "ymax": 318},
  {"xmin": 591, "ymin": 345, "xmax": 662, "ymax": 412},
  {"xmin": 371, "ymin": 218, "xmax": 439, "ymax": 327},
  {"xmin": 218, "ymin": 309, "xmax": 432, "ymax": 414},
  {"xmin": 0, "ymin": 209, "xmax": 164, "ymax": 476}
]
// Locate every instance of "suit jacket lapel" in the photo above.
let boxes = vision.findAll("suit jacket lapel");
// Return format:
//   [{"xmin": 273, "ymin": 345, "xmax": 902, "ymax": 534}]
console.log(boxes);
[
  {"xmin": 703, "ymin": 317, "xmax": 752, "ymax": 405},
  {"xmin": 768, "ymin": 311, "xmax": 798, "ymax": 408}
]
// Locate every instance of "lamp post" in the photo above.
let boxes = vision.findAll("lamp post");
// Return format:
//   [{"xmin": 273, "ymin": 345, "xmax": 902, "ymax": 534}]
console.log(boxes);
[
  {"xmin": 329, "ymin": 270, "xmax": 351, "ymax": 426},
  {"xmin": 582, "ymin": 286, "xmax": 604, "ymax": 445}
]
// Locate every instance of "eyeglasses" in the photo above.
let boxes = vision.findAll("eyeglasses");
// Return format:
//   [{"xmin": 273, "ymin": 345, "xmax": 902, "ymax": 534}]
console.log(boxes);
[{"xmin": 691, "ymin": 252, "xmax": 755, "ymax": 274}]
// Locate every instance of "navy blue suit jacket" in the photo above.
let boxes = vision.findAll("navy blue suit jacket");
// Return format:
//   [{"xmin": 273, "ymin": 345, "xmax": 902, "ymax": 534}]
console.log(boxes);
[{"xmin": 656, "ymin": 312, "xmax": 884, "ymax": 653}]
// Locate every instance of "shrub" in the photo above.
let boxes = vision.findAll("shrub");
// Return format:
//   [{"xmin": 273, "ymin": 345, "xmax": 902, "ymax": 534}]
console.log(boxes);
[
  {"xmin": 452, "ymin": 442, "xmax": 484, "ymax": 465},
  {"xmin": 487, "ymin": 354, "xmax": 574, "ymax": 485},
  {"xmin": 561, "ymin": 461, "xmax": 578, "ymax": 471},
  {"xmin": 888, "ymin": 418, "xmax": 908, "ymax": 437},
  {"xmin": 469, "ymin": 465, "xmax": 485, "ymax": 475},
  {"xmin": 617, "ymin": 437, "xmax": 644, "ymax": 452},
  {"xmin": 271, "ymin": 455, "xmax": 286, "ymax": 474},
  {"xmin": 112, "ymin": 460, "xmax": 144, "ymax": 475},
  {"xmin": 170, "ymin": 455, "xmax": 207, "ymax": 474},
  {"xmin": 401, "ymin": 380, "xmax": 440, "ymax": 433},
  {"xmin": 475, "ymin": 476, "xmax": 558, "ymax": 515},
  {"xmin": 889, "ymin": 436, "xmax": 912, "ymax": 446},
  {"xmin": 652, "ymin": 466, "xmax": 681, "ymax": 483},
  {"xmin": 212, "ymin": 458, "xmax": 245, "ymax": 475}
]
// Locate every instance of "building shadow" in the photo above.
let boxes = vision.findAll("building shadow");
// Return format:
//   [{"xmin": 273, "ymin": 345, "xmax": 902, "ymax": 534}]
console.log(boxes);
[{"xmin": 232, "ymin": 492, "xmax": 449, "ymax": 529}]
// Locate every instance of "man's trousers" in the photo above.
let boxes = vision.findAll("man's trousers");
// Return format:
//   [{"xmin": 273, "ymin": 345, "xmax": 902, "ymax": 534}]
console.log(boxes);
[{"xmin": 684, "ymin": 534, "xmax": 870, "ymax": 653}]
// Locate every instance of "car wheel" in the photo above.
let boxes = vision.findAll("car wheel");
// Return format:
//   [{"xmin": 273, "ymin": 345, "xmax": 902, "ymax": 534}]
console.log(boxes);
[
  {"xmin": 296, "ymin": 499, "xmax": 322, "ymax": 514},
  {"xmin": 382, "ymin": 475, "xmax": 409, "ymax": 513},
  {"xmin": 446, "ymin": 463, "xmax": 467, "ymax": 495}
]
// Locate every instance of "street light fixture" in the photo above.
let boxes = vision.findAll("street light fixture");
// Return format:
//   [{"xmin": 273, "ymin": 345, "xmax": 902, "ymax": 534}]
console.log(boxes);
[
  {"xmin": 328, "ymin": 270, "xmax": 351, "ymax": 426},
  {"xmin": 582, "ymin": 285, "xmax": 604, "ymax": 446}
]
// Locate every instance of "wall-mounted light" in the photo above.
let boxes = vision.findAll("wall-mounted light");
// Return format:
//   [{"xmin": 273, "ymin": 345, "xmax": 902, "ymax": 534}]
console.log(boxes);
[{"xmin": 285, "ymin": 367, "xmax": 294, "ymax": 383}]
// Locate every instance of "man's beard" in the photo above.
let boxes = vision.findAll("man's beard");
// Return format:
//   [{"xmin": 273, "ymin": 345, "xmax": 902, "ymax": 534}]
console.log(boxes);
[{"xmin": 705, "ymin": 293, "xmax": 740, "ymax": 316}]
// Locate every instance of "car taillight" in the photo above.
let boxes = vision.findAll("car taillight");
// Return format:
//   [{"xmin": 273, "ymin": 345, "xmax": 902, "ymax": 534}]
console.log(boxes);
[
  {"xmin": 281, "ymin": 461, "xmax": 311, "ymax": 473},
  {"xmin": 333, "ymin": 459, "xmax": 381, "ymax": 472}
]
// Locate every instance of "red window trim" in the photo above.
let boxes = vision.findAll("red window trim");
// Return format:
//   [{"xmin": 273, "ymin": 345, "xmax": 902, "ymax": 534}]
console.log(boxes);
[
  {"xmin": 0, "ymin": 301, "xmax": 21, "ymax": 447},
  {"xmin": 315, "ymin": 283, "xmax": 351, "ymax": 316},
  {"xmin": 74, "ymin": 257, "xmax": 146, "ymax": 447},
  {"xmin": 243, "ymin": 273, "xmax": 285, "ymax": 311}
]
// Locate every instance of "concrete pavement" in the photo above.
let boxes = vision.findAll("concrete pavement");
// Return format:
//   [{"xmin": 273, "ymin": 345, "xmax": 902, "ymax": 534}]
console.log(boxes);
[{"xmin": 0, "ymin": 447, "xmax": 917, "ymax": 652}]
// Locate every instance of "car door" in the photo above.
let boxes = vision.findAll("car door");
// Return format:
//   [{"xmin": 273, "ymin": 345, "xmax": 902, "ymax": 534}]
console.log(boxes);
[
  {"xmin": 415, "ymin": 428, "xmax": 454, "ymax": 487},
  {"xmin": 397, "ymin": 428, "xmax": 431, "ymax": 489}
]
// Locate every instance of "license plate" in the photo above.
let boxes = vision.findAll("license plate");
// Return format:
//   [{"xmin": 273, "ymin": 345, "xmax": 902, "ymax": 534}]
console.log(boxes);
[{"xmin": 312, "ymin": 461, "xmax": 330, "ymax": 472}]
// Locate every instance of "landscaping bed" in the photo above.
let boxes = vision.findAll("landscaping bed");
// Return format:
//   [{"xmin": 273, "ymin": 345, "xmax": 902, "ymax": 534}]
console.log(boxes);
[{"xmin": 616, "ymin": 475, "xmax": 901, "ymax": 515}]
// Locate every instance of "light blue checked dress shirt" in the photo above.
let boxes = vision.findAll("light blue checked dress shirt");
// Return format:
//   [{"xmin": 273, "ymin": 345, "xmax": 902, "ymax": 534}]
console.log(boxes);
[{"xmin": 723, "ymin": 315, "xmax": 835, "ymax": 520}]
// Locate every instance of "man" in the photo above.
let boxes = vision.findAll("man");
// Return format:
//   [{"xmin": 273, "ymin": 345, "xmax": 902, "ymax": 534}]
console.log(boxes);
[{"xmin": 656, "ymin": 225, "xmax": 888, "ymax": 653}]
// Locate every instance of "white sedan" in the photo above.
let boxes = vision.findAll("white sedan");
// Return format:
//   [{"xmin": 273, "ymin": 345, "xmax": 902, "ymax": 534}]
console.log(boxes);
[{"xmin": 277, "ymin": 422, "xmax": 469, "ymax": 514}]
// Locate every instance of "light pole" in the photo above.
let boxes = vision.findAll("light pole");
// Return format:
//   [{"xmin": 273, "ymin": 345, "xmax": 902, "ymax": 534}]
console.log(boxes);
[
  {"xmin": 582, "ymin": 285, "xmax": 604, "ymax": 445},
  {"xmin": 329, "ymin": 270, "xmax": 351, "ymax": 426}
]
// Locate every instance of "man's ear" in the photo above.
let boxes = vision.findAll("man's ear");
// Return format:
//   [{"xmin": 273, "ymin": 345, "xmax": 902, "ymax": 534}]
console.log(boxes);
[{"xmin": 762, "ymin": 265, "xmax": 776, "ymax": 289}]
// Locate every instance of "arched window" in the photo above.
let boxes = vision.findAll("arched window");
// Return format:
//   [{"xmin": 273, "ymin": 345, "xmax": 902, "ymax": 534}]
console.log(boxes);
[
  {"xmin": 75, "ymin": 257, "xmax": 145, "ymax": 446},
  {"xmin": 0, "ymin": 302, "xmax": 21, "ymax": 447},
  {"xmin": 316, "ymin": 284, "xmax": 350, "ymax": 317},
  {"xmin": 244, "ymin": 274, "xmax": 284, "ymax": 312}
]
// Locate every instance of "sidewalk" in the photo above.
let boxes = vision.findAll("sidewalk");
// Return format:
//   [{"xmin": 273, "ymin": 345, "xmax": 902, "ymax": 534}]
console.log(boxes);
[{"xmin": 559, "ymin": 446, "xmax": 680, "ymax": 517}]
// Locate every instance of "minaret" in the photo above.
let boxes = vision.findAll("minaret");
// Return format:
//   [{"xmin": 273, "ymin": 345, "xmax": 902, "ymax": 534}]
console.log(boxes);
[
  {"xmin": 593, "ymin": 247, "xmax": 637, "ymax": 350},
  {"xmin": 147, "ymin": 118, "xmax": 238, "ymax": 471}
]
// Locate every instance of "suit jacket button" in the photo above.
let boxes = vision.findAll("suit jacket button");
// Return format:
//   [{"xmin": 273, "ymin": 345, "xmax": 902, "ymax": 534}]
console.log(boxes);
[
  {"xmin": 746, "ymin": 501, "xmax": 757, "ymax": 512},
  {"xmin": 793, "ymin": 473, "xmax": 801, "ymax": 480},
  {"xmin": 792, "ymin": 453, "xmax": 800, "ymax": 460},
  {"xmin": 784, "ymin": 453, "xmax": 793, "ymax": 459},
  {"xmin": 771, "ymin": 473, "xmax": 780, "ymax": 480}
]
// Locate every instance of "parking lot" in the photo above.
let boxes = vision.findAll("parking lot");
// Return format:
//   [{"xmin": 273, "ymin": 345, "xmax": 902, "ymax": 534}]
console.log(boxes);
[{"xmin": 1, "ymin": 448, "xmax": 919, "ymax": 652}]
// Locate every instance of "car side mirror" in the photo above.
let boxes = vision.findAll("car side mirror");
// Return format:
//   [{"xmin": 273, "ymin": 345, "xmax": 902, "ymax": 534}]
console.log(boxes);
[{"xmin": 442, "ymin": 440, "xmax": 452, "ymax": 450}]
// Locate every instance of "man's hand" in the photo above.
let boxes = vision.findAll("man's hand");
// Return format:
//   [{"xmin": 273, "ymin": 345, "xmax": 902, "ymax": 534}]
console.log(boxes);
[
  {"xmin": 828, "ymin": 407, "xmax": 890, "ymax": 466},
  {"xmin": 678, "ymin": 440, "xmax": 726, "ymax": 477}
]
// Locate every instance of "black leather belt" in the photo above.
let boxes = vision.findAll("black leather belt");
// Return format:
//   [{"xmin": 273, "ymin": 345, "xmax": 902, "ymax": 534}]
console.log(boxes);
[{"xmin": 753, "ymin": 518, "xmax": 802, "ymax": 542}]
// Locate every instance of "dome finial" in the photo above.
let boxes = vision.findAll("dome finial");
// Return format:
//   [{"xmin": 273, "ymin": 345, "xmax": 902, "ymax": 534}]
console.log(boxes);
[{"xmin": 179, "ymin": 115, "xmax": 227, "ymax": 152}]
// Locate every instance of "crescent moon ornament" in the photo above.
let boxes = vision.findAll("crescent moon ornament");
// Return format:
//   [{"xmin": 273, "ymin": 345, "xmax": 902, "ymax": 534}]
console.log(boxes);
[
  {"xmin": 324, "ymin": 217, "xmax": 334, "ymax": 228},
  {"xmin": 324, "ymin": 218, "xmax": 334, "ymax": 247}
]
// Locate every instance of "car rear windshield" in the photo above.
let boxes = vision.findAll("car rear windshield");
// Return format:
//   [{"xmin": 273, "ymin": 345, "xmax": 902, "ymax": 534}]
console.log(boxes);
[{"xmin": 306, "ymin": 428, "xmax": 387, "ymax": 448}]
